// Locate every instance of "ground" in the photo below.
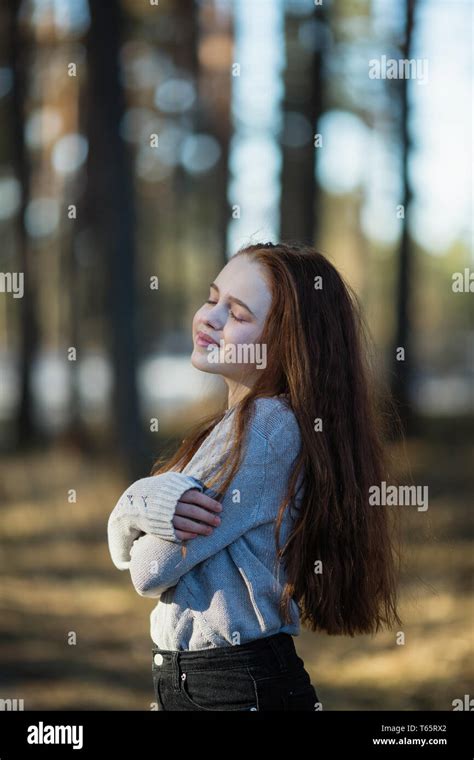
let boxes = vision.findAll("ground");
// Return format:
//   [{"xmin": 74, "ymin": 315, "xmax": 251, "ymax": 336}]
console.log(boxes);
[{"xmin": 0, "ymin": 423, "xmax": 472, "ymax": 710}]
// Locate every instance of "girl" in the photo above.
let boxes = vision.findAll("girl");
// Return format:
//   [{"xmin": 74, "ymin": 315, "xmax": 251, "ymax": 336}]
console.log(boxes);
[{"xmin": 107, "ymin": 241, "xmax": 401, "ymax": 711}]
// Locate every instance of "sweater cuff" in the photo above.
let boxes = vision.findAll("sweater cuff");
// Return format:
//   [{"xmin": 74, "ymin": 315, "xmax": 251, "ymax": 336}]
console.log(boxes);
[
  {"xmin": 134, "ymin": 473, "xmax": 205, "ymax": 542},
  {"xmin": 107, "ymin": 514, "xmax": 141, "ymax": 571}
]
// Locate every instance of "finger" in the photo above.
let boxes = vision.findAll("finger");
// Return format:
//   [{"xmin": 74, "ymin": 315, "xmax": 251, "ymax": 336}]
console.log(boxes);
[
  {"xmin": 180, "ymin": 490, "xmax": 222, "ymax": 512},
  {"xmin": 175, "ymin": 502, "xmax": 222, "ymax": 526},
  {"xmin": 173, "ymin": 515, "xmax": 215, "ymax": 536},
  {"xmin": 175, "ymin": 530, "xmax": 199, "ymax": 540}
]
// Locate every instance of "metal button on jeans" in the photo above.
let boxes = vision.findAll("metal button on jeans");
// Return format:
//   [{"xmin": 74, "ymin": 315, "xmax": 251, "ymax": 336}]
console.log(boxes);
[{"xmin": 154, "ymin": 653, "xmax": 163, "ymax": 666}]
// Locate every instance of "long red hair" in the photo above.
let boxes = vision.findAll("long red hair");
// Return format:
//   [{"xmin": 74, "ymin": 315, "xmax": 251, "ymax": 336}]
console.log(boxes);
[{"xmin": 152, "ymin": 242, "xmax": 401, "ymax": 635}]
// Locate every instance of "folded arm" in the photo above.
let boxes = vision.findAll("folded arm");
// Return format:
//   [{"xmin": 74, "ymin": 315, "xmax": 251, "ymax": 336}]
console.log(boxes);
[
  {"xmin": 107, "ymin": 410, "xmax": 238, "ymax": 570},
  {"xmin": 128, "ymin": 415, "xmax": 301, "ymax": 597},
  {"xmin": 107, "ymin": 471, "xmax": 206, "ymax": 570}
]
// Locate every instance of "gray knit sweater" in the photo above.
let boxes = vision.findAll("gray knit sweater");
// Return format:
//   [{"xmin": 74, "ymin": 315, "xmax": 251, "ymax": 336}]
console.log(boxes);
[{"xmin": 107, "ymin": 396, "xmax": 304, "ymax": 650}]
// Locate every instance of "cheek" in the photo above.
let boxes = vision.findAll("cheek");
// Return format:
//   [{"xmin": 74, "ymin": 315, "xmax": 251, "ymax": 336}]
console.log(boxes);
[
  {"xmin": 192, "ymin": 307, "xmax": 206, "ymax": 331},
  {"xmin": 223, "ymin": 322, "xmax": 260, "ymax": 344}
]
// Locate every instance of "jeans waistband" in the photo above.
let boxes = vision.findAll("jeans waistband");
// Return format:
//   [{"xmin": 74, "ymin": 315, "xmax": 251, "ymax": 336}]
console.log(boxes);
[{"xmin": 152, "ymin": 632, "xmax": 298, "ymax": 672}]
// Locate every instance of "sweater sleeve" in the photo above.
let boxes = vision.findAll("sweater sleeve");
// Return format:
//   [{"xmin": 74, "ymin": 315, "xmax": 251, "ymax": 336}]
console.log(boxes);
[
  {"xmin": 107, "ymin": 410, "xmax": 238, "ymax": 571},
  {"xmin": 107, "ymin": 472, "xmax": 206, "ymax": 570},
  {"xmin": 128, "ymin": 409, "xmax": 302, "ymax": 597}
]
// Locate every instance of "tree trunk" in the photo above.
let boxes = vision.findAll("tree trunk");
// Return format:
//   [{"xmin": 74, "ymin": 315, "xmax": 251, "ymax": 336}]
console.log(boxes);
[
  {"xmin": 85, "ymin": 0, "xmax": 144, "ymax": 479},
  {"xmin": 9, "ymin": 0, "xmax": 40, "ymax": 449},
  {"xmin": 391, "ymin": 0, "xmax": 416, "ymax": 435},
  {"xmin": 280, "ymin": 6, "xmax": 327, "ymax": 245}
]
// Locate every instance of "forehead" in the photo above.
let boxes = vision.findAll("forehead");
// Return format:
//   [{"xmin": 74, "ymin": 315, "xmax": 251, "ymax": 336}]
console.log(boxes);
[{"xmin": 213, "ymin": 255, "xmax": 272, "ymax": 317}]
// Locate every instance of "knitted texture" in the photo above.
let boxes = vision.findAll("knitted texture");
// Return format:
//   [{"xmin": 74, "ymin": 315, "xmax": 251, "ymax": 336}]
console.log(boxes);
[{"xmin": 107, "ymin": 396, "xmax": 304, "ymax": 650}]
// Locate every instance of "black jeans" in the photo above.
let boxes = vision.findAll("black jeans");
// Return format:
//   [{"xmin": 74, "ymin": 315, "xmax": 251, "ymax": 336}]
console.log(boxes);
[{"xmin": 151, "ymin": 632, "xmax": 320, "ymax": 711}]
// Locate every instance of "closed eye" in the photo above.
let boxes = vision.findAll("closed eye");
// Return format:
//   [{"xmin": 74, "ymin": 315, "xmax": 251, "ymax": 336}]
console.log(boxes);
[{"xmin": 205, "ymin": 300, "xmax": 246, "ymax": 322}]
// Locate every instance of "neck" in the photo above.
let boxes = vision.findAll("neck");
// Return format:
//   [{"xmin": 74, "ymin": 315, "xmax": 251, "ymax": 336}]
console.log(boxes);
[{"xmin": 225, "ymin": 377, "xmax": 256, "ymax": 409}]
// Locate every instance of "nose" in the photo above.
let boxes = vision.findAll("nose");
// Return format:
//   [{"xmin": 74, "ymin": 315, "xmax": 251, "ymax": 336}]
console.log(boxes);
[{"xmin": 204, "ymin": 308, "xmax": 224, "ymax": 331}]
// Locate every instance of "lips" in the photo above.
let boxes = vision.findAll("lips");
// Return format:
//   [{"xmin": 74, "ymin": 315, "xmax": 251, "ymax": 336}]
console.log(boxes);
[{"xmin": 196, "ymin": 330, "xmax": 219, "ymax": 347}]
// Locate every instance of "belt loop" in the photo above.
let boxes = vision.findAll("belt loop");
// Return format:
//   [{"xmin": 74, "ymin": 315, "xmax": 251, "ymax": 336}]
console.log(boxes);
[
  {"xmin": 268, "ymin": 633, "xmax": 288, "ymax": 672},
  {"xmin": 171, "ymin": 652, "xmax": 180, "ymax": 690}
]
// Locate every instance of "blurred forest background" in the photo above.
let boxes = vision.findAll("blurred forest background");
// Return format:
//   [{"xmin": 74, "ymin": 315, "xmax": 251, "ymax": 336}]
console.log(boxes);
[{"xmin": 0, "ymin": 0, "xmax": 472, "ymax": 710}]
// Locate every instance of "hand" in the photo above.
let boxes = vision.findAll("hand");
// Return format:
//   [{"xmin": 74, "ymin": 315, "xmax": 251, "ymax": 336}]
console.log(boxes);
[{"xmin": 173, "ymin": 489, "xmax": 223, "ymax": 540}]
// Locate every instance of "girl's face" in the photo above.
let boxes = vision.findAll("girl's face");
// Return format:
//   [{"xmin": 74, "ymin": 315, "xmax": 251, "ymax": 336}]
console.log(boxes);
[{"xmin": 191, "ymin": 254, "xmax": 272, "ymax": 386}]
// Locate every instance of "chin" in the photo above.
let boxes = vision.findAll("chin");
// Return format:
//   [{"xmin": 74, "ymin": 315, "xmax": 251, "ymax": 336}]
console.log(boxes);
[
  {"xmin": 191, "ymin": 350, "xmax": 216, "ymax": 374},
  {"xmin": 191, "ymin": 350, "xmax": 203, "ymax": 369}
]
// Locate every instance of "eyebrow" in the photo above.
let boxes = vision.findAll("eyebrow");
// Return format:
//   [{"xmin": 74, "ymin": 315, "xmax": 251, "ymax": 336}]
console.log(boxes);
[{"xmin": 209, "ymin": 282, "xmax": 256, "ymax": 317}]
